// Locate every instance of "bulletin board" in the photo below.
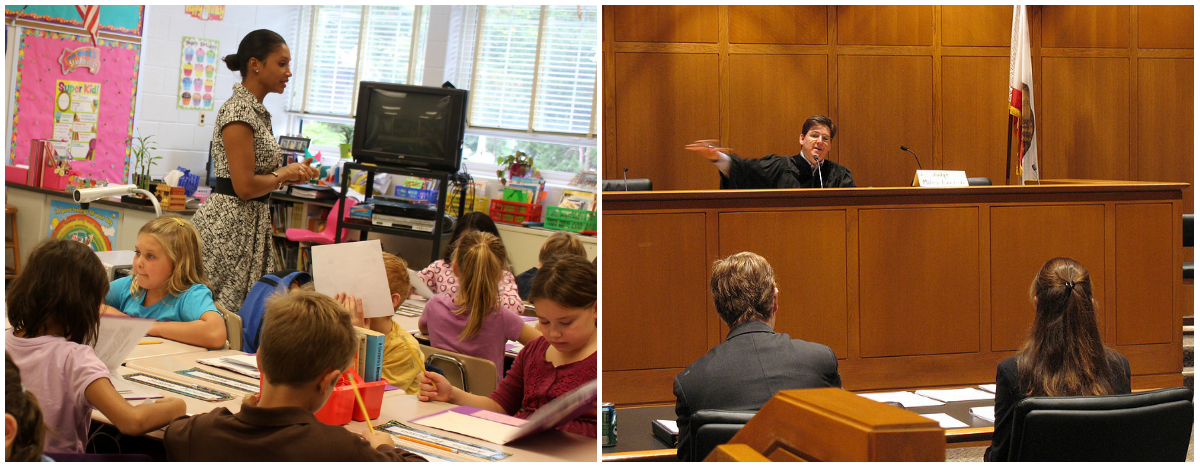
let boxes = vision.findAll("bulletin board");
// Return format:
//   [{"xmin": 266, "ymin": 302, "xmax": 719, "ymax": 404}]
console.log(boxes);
[
  {"xmin": 4, "ymin": 5, "xmax": 145, "ymax": 37},
  {"xmin": 9, "ymin": 28, "xmax": 140, "ymax": 183}
]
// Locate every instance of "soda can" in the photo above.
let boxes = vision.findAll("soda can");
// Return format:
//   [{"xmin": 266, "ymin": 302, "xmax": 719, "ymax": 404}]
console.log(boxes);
[{"xmin": 601, "ymin": 402, "xmax": 617, "ymax": 447}]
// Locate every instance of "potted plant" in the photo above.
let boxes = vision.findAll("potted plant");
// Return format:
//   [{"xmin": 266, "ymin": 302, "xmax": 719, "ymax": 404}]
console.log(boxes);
[
  {"xmin": 495, "ymin": 151, "xmax": 540, "ymax": 185},
  {"xmin": 126, "ymin": 134, "xmax": 161, "ymax": 204}
]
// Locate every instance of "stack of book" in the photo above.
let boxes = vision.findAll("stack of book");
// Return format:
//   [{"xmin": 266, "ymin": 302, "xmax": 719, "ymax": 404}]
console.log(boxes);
[
  {"xmin": 503, "ymin": 177, "xmax": 545, "ymax": 204},
  {"xmin": 352, "ymin": 326, "xmax": 386, "ymax": 383},
  {"xmin": 558, "ymin": 188, "xmax": 596, "ymax": 211}
]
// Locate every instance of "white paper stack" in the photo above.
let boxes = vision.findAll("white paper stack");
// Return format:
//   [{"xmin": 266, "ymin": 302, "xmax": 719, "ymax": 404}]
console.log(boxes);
[
  {"xmin": 197, "ymin": 354, "xmax": 261, "ymax": 379},
  {"xmin": 857, "ymin": 391, "xmax": 944, "ymax": 408},
  {"xmin": 978, "ymin": 384, "xmax": 997, "ymax": 393},
  {"xmin": 922, "ymin": 413, "xmax": 969, "ymax": 429},
  {"xmin": 969, "ymin": 406, "xmax": 996, "ymax": 422},
  {"xmin": 914, "ymin": 387, "xmax": 996, "ymax": 402}
]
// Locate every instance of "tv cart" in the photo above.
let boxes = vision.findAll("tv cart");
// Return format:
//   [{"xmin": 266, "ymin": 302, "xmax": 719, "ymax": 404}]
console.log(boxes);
[{"xmin": 333, "ymin": 161, "xmax": 452, "ymax": 265}]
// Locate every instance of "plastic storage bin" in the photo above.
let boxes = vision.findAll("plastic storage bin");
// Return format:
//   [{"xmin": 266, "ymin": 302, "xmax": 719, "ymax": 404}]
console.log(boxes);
[
  {"xmin": 489, "ymin": 199, "xmax": 543, "ymax": 225},
  {"xmin": 313, "ymin": 370, "xmax": 384, "ymax": 425},
  {"xmin": 544, "ymin": 206, "xmax": 597, "ymax": 232},
  {"xmin": 446, "ymin": 193, "xmax": 490, "ymax": 214}
]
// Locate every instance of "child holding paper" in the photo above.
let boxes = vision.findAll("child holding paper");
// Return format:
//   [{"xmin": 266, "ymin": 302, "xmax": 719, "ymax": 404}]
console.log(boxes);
[
  {"xmin": 419, "ymin": 231, "xmax": 541, "ymax": 382},
  {"xmin": 163, "ymin": 290, "xmax": 426, "ymax": 462},
  {"xmin": 418, "ymin": 254, "xmax": 598, "ymax": 438},
  {"xmin": 335, "ymin": 252, "xmax": 426, "ymax": 395},
  {"xmin": 5, "ymin": 239, "xmax": 186, "ymax": 453},
  {"xmin": 100, "ymin": 214, "xmax": 227, "ymax": 349}
]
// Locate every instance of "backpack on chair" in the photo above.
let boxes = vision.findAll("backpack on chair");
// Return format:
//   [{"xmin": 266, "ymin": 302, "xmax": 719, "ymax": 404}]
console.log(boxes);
[{"xmin": 239, "ymin": 269, "xmax": 312, "ymax": 353}]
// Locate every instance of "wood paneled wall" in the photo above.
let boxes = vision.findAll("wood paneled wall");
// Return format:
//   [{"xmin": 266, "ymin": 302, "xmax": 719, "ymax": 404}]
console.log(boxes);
[{"xmin": 603, "ymin": 5, "xmax": 1193, "ymax": 213}]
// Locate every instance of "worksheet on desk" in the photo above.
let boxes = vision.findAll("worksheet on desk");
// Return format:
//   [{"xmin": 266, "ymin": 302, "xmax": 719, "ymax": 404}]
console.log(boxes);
[
  {"xmin": 411, "ymin": 380, "xmax": 597, "ymax": 445},
  {"xmin": 93, "ymin": 315, "xmax": 156, "ymax": 371}
]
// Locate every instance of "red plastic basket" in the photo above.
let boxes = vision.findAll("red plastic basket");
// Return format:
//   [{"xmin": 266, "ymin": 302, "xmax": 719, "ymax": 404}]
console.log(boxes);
[
  {"xmin": 489, "ymin": 199, "xmax": 544, "ymax": 225},
  {"xmin": 313, "ymin": 370, "xmax": 385, "ymax": 425}
]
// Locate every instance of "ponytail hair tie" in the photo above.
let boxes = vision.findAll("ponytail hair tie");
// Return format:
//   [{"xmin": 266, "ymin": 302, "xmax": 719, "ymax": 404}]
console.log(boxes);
[{"xmin": 1063, "ymin": 281, "xmax": 1075, "ymax": 291}]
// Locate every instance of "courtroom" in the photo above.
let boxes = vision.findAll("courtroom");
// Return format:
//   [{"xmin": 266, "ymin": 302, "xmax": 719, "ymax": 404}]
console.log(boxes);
[{"xmin": 599, "ymin": 5, "xmax": 1194, "ymax": 462}]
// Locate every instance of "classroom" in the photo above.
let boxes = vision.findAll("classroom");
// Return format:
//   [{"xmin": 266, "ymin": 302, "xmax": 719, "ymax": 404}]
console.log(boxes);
[
  {"xmin": 599, "ymin": 5, "xmax": 1194, "ymax": 462},
  {"xmin": 5, "ymin": 4, "xmax": 597, "ymax": 462}
]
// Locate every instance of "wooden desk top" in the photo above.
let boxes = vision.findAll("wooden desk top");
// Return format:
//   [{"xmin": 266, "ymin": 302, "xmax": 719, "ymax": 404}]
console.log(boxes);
[{"xmin": 124, "ymin": 338, "xmax": 208, "ymax": 361}]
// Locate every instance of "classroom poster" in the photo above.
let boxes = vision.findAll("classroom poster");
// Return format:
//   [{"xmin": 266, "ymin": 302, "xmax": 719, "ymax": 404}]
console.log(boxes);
[
  {"xmin": 53, "ymin": 80, "xmax": 102, "ymax": 160},
  {"xmin": 184, "ymin": 6, "xmax": 225, "ymax": 21},
  {"xmin": 177, "ymin": 37, "xmax": 218, "ymax": 110},
  {"xmin": 4, "ymin": 5, "xmax": 145, "ymax": 37},
  {"xmin": 9, "ymin": 28, "xmax": 140, "ymax": 184},
  {"xmin": 48, "ymin": 200, "xmax": 119, "ymax": 252}
]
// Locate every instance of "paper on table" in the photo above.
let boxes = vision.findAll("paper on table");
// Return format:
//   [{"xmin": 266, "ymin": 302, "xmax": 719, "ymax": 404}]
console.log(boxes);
[
  {"xmin": 857, "ymin": 391, "xmax": 944, "ymax": 408},
  {"xmin": 922, "ymin": 413, "xmax": 968, "ymax": 429},
  {"xmin": 312, "ymin": 239, "xmax": 394, "ymax": 318},
  {"xmin": 110, "ymin": 374, "xmax": 164, "ymax": 400},
  {"xmin": 914, "ymin": 387, "xmax": 996, "ymax": 402},
  {"xmin": 197, "ymin": 356, "xmax": 261, "ymax": 379},
  {"xmin": 978, "ymin": 384, "xmax": 997, "ymax": 393},
  {"xmin": 93, "ymin": 316, "xmax": 156, "ymax": 372},
  {"xmin": 411, "ymin": 379, "xmax": 597, "ymax": 445},
  {"xmin": 969, "ymin": 406, "xmax": 995, "ymax": 422},
  {"xmin": 219, "ymin": 354, "xmax": 259, "ymax": 370},
  {"xmin": 655, "ymin": 419, "xmax": 678, "ymax": 432}
]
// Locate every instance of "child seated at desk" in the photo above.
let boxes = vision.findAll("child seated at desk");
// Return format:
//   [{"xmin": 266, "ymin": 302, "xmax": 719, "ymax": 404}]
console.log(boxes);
[
  {"xmin": 100, "ymin": 214, "xmax": 227, "ymax": 349},
  {"xmin": 335, "ymin": 252, "xmax": 425, "ymax": 395},
  {"xmin": 417, "ymin": 212, "xmax": 523, "ymax": 315},
  {"xmin": 419, "ymin": 231, "xmax": 541, "ymax": 382},
  {"xmin": 419, "ymin": 254, "xmax": 597, "ymax": 438},
  {"xmin": 163, "ymin": 290, "xmax": 426, "ymax": 462},
  {"xmin": 7, "ymin": 352, "xmax": 50, "ymax": 462},
  {"xmin": 5, "ymin": 239, "xmax": 187, "ymax": 453},
  {"xmin": 515, "ymin": 231, "xmax": 587, "ymax": 300}
]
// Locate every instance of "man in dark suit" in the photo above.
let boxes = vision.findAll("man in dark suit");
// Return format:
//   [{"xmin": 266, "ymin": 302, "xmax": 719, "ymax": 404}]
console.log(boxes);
[{"xmin": 673, "ymin": 252, "xmax": 842, "ymax": 461}]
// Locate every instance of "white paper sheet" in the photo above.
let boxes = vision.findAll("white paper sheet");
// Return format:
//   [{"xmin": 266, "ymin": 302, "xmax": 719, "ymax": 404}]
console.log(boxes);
[
  {"xmin": 312, "ymin": 239, "xmax": 394, "ymax": 318},
  {"xmin": 969, "ymin": 406, "xmax": 995, "ymax": 422},
  {"xmin": 197, "ymin": 356, "xmax": 261, "ymax": 379},
  {"xmin": 914, "ymin": 387, "xmax": 996, "ymax": 402},
  {"xmin": 978, "ymin": 384, "xmax": 997, "ymax": 393},
  {"xmin": 857, "ymin": 391, "xmax": 945, "ymax": 408},
  {"xmin": 110, "ymin": 374, "xmax": 164, "ymax": 400},
  {"xmin": 92, "ymin": 316, "xmax": 156, "ymax": 372},
  {"xmin": 922, "ymin": 413, "xmax": 968, "ymax": 429},
  {"xmin": 655, "ymin": 419, "xmax": 678, "ymax": 432}
]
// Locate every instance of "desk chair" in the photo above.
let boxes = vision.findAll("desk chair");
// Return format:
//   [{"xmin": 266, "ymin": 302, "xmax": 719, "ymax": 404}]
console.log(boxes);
[
  {"xmin": 601, "ymin": 178, "xmax": 652, "ymax": 191},
  {"xmin": 285, "ymin": 197, "xmax": 359, "ymax": 244},
  {"xmin": 1004, "ymin": 386, "xmax": 1193, "ymax": 462},
  {"xmin": 215, "ymin": 302, "xmax": 242, "ymax": 351},
  {"xmin": 683, "ymin": 409, "xmax": 757, "ymax": 462},
  {"xmin": 419, "ymin": 344, "xmax": 497, "ymax": 396}
]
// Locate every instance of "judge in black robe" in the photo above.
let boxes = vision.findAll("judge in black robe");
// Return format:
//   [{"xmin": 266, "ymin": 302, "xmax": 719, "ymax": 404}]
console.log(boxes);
[{"xmin": 687, "ymin": 114, "xmax": 856, "ymax": 189}]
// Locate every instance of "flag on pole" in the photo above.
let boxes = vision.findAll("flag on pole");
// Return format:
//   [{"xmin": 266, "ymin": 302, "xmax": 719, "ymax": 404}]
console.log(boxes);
[
  {"xmin": 76, "ymin": 5, "xmax": 100, "ymax": 46},
  {"xmin": 1008, "ymin": 5, "xmax": 1039, "ymax": 184}
]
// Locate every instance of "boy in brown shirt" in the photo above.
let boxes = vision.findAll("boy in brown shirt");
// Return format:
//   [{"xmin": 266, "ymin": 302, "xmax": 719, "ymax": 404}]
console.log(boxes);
[{"xmin": 164, "ymin": 291, "xmax": 425, "ymax": 462}]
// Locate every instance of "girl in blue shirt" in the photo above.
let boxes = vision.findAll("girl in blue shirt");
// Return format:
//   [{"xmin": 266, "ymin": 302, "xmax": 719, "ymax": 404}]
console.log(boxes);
[{"xmin": 101, "ymin": 214, "xmax": 227, "ymax": 349}]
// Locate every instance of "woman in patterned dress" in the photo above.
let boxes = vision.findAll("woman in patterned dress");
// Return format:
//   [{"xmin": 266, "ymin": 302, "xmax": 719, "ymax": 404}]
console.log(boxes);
[{"xmin": 192, "ymin": 29, "xmax": 318, "ymax": 314}]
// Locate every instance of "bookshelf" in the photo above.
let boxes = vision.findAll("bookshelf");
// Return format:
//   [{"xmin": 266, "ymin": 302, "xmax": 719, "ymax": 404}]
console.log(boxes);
[{"xmin": 268, "ymin": 191, "xmax": 337, "ymax": 272}]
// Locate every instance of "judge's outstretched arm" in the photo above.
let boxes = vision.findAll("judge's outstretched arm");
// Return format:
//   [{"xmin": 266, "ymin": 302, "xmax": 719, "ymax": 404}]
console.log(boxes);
[{"xmin": 685, "ymin": 140, "xmax": 733, "ymax": 176}]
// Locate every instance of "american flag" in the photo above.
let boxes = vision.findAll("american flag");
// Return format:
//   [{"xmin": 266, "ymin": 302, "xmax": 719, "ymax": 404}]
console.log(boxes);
[{"xmin": 76, "ymin": 5, "xmax": 100, "ymax": 46}]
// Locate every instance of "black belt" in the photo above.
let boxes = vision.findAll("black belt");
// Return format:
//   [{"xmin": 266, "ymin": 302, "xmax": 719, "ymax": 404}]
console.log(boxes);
[{"xmin": 213, "ymin": 177, "xmax": 271, "ymax": 203}]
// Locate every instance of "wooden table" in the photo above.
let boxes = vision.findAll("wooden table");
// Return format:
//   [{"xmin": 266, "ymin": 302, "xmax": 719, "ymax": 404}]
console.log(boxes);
[
  {"xmin": 124, "ymin": 338, "xmax": 208, "ymax": 361},
  {"xmin": 603, "ymin": 180, "xmax": 1187, "ymax": 405}
]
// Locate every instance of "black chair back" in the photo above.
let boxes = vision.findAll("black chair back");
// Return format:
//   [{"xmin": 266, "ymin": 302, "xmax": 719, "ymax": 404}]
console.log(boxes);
[
  {"xmin": 967, "ymin": 177, "xmax": 992, "ymax": 186},
  {"xmin": 601, "ymin": 178, "xmax": 652, "ymax": 191},
  {"xmin": 687, "ymin": 409, "xmax": 756, "ymax": 462},
  {"xmin": 1008, "ymin": 386, "xmax": 1193, "ymax": 462},
  {"xmin": 1184, "ymin": 214, "xmax": 1193, "ymax": 248}
]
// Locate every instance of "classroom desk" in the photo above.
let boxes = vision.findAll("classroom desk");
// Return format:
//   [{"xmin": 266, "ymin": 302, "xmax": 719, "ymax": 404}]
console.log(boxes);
[
  {"xmin": 601, "ymin": 396, "xmax": 996, "ymax": 462},
  {"xmin": 124, "ymin": 338, "xmax": 208, "ymax": 361},
  {"xmin": 108, "ymin": 349, "xmax": 597, "ymax": 462}
]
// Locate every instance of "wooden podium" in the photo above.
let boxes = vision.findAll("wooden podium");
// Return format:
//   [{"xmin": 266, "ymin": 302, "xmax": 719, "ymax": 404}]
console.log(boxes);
[
  {"xmin": 603, "ymin": 180, "xmax": 1188, "ymax": 405},
  {"xmin": 705, "ymin": 388, "xmax": 945, "ymax": 462}
]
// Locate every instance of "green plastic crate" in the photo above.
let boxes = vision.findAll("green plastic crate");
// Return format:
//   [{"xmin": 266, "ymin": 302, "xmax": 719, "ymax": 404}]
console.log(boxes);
[{"xmin": 544, "ymin": 206, "xmax": 597, "ymax": 232}]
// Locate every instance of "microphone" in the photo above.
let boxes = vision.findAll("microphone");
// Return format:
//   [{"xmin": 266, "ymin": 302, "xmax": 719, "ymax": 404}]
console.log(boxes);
[
  {"xmin": 623, "ymin": 167, "xmax": 630, "ymax": 191},
  {"xmin": 812, "ymin": 149, "xmax": 824, "ymax": 188},
  {"xmin": 900, "ymin": 145, "xmax": 922, "ymax": 170}
]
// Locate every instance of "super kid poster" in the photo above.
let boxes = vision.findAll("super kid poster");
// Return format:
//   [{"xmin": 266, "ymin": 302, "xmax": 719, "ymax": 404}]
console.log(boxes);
[{"xmin": 48, "ymin": 200, "xmax": 118, "ymax": 252}]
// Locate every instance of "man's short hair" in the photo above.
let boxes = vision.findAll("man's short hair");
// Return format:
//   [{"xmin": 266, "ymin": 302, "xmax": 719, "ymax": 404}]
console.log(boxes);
[
  {"xmin": 258, "ymin": 290, "xmax": 358, "ymax": 386},
  {"xmin": 710, "ymin": 252, "xmax": 777, "ymax": 327},
  {"xmin": 802, "ymin": 115, "xmax": 837, "ymax": 139}
]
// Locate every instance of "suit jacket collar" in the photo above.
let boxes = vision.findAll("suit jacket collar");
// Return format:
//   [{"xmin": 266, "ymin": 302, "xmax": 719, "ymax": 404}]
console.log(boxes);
[{"xmin": 726, "ymin": 320, "xmax": 775, "ymax": 340}]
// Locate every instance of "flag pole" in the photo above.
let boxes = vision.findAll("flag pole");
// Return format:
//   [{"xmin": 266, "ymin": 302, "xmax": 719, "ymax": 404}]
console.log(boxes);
[{"xmin": 1004, "ymin": 116, "xmax": 1013, "ymax": 186}]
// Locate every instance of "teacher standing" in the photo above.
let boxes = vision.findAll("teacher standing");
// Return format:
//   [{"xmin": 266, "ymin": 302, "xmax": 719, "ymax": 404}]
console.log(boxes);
[
  {"xmin": 192, "ymin": 29, "xmax": 318, "ymax": 314},
  {"xmin": 686, "ymin": 115, "xmax": 856, "ymax": 189}
]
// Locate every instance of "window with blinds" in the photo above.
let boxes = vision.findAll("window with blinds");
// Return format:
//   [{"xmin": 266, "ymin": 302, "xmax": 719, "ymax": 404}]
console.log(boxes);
[
  {"xmin": 459, "ymin": 5, "xmax": 598, "ymax": 137},
  {"xmin": 292, "ymin": 5, "xmax": 427, "ymax": 117}
]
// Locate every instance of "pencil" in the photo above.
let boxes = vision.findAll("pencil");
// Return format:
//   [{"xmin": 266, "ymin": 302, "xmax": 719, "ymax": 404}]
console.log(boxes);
[
  {"xmin": 405, "ymin": 336, "xmax": 432, "ymax": 392},
  {"xmin": 138, "ymin": 341, "xmax": 162, "ymax": 345},
  {"xmin": 394, "ymin": 433, "xmax": 459, "ymax": 453},
  {"xmin": 347, "ymin": 373, "xmax": 375, "ymax": 434}
]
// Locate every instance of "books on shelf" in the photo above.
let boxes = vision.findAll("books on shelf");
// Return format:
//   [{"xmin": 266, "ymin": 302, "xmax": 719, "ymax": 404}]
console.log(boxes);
[
  {"xmin": 558, "ymin": 189, "xmax": 596, "ymax": 211},
  {"xmin": 289, "ymin": 184, "xmax": 337, "ymax": 200}
]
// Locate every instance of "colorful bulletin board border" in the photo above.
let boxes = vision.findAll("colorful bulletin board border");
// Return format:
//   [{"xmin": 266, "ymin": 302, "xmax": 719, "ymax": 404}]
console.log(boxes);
[
  {"xmin": 10, "ymin": 28, "xmax": 140, "ymax": 184},
  {"xmin": 48, "ymin": 199, "xmax": 118, "ymax": 252},
  {"xmin": 5, "ymin": 5, "xmax": 145, "ymax": 37},
  {"xmin": 178, "ymin": 37, "xmax": 219, "ymax": 110}
]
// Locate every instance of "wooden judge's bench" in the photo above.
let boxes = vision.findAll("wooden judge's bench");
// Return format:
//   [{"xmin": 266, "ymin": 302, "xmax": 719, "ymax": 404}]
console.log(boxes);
[{"xmin": 602, "ymin": 180, "xmax": 1188, "ymax": 406}]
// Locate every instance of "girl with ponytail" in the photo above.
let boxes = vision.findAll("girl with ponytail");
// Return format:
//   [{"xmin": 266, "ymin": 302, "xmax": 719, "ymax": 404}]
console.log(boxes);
[
  {"xmin": 418, "ymin": 231, "xmax": 541, "ymax": 382},
  {"xmin": 985, "ymin": 257, "xmax": 1131, "ymax": 461}
]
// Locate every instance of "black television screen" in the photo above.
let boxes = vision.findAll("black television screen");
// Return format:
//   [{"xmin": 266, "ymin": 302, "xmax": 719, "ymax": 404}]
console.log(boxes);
[{"xmin": 352, "ymin": 82, "xmax": 468, "ymax": 173}]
